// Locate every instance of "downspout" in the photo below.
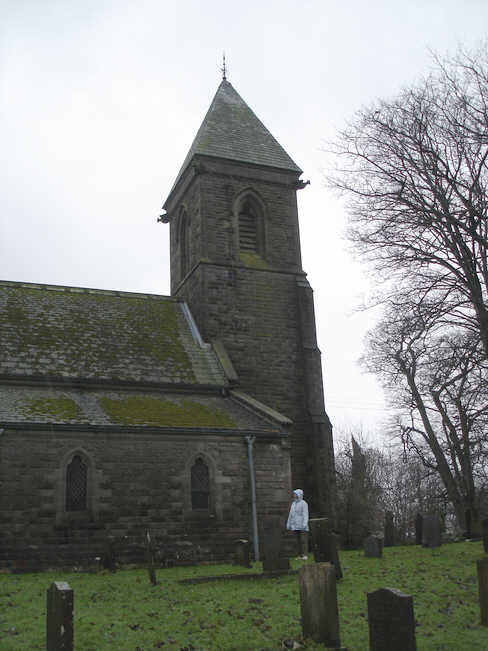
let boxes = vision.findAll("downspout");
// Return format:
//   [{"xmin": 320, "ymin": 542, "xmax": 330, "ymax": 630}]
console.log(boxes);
[{"xmin": 245, "ymin": 435, "xmax": 259, "ymax": 561}]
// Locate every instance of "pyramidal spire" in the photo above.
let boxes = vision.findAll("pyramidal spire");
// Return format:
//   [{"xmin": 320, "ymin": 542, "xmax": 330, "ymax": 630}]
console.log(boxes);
[{"xmin": 167, "ymin": 80, "xmax": 302, "ymax": 200}]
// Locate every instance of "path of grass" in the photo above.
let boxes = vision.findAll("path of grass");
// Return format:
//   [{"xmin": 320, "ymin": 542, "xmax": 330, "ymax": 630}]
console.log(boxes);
[{"xmin": 0, "ymin": 542, "xmax": 487, "ymax": 650}]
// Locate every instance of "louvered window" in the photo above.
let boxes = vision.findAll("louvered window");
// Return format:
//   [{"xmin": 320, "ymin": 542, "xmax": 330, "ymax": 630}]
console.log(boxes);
[
  {"xmin": 66, "ymin": 455, "xmax": 87, "ymax": 511},
  {"xmin": 239, "ymin": 201, "xmax": 258, "ymax": 252},
  {"xmin": 191, "ymin": 458, "xmax": 210, "ymax": 510}
]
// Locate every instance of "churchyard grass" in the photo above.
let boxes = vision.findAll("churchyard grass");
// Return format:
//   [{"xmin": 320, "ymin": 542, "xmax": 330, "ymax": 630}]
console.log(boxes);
[{"xmin": 0, "ymin": 541, "xmax": 486, "ymax": 650}]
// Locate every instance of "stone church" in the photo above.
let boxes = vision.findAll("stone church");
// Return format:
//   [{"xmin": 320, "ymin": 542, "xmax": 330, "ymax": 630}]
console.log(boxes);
[{"xmin": 0, "ymin": 78, "xmax": 335, "ymax": 569}]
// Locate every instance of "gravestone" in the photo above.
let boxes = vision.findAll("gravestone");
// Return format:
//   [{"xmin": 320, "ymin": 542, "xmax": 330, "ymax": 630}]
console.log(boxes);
[
  {"xmin": 367, "ymin": 587, "xmax": 416, "ymax": 651},
  {"xmin": 384, "ymin": 511, "xmax": 394, "ymax": 547},
  {"xmin": 415, "ymin": 514, "xmax": 423, "ymax": 545},
  {"xmin": 234, "ymin": 539, "xmax": 252, "ymax": 568},
  {"xmin": 145, "ymin": 530, "xmax": 157, "ymax": 586},
  {"xmin": 477, "ymin": 557, "xmax": 488, "ymax": 625},
  {"xmin": 298, "ymin": 563, "xmax": 345, "ymax": 649},
  {"xmin": 364, "ymin": 535, "xmax": 383, "ymax": 558},
  {"xmin": 482, "ymin": 519, "xmax": 488, "ymax": 553},
  {"xmin": 101, "ymin": 537, "xmax": 116, "ymax": 572},
  {"xmin": 422, "ymin": 515, "xmax": 441, "ymax": 548},
  {"xmin": 309, "ymin": 518, "xmax": 342, "ymax": 579},
  {"xmin": 262, "ymin": 515, "xmax": 289, "ymax": 573},
  {"xmin": 46, "ymin": 581, "xmax": 74, "ymax": 651}
]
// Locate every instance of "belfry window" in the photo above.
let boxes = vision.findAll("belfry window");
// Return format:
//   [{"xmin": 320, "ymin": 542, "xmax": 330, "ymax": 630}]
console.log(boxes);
[
  {"xmin": 66, "ymin": 455, "xmax": 87, "ymax": 512},
  {"xmin": 179, "ymin": 209, "xmax": 190, "ymax": 280},
  {"xmin": 191, "ymin": 457, "xmax": 210, "ymax": 510},
  {"xmin": 238, "ymin": 199, "xmax": 259, "ymax": 253}
]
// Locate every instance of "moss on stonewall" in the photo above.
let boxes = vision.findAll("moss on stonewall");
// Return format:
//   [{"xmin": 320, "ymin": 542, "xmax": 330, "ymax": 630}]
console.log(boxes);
[
  {"xmin": 99, "ymin": 396, "xmax": 236, "ymax": 428},
  {"xmin": 25, "ymin": 396, "xmax": 82, "ymax": 421},
  {"xmin": 239, "ymin": 252, "xmax": 269, "ymax": 269}
]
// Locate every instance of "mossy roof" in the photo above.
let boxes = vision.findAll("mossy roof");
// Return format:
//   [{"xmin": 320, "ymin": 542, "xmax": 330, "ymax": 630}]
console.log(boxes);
[
  {"xmin": 167, "ymin": 80, "xmax": 302, "ymax": 199},
  {"xmin": 0, "ymin": 385, "xmax": 280, "ymax": 431},
  {"xmin": 0, "ymin": 281, "xmax": 227, "ymax": 386}
]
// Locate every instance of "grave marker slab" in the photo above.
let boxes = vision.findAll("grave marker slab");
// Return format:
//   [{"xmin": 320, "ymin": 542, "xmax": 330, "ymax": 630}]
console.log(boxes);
[
  {"xmin": 262, "ymin": 515, "xmax": 289, "ymax": 573},
  {"xmin": 422, "ymin": 515, "xmax": 441, "ymax": 548},
  {"xmin": 477, "ymin": 557, "xmax": 488, "ymax": 625},
  {"xmin": 415, "ymin": 514, "xmax": 423, "ymax": 546},
  {"xmin": 364, "ymin": 535, "xmax": 383, "ymax": 558},
  {"xmin": 367, "ymin": 587, "xmax": 416, "ymax": 651},
  {"xmin": 234, "ymin": 539, "xmax": 252, "ymax": 568},
  {"xmin": 145, "ymin": 530, "xmax": 157, "ymax": 585},
  {"xmin": 309, "ymin": 519, "xmax": 342, "ymax": 579},
  {"xmin": 384, "ymin": 511, "xmax": 394, "ymax": 547},
  {"xmin": 46, "ymin": 581, "xmax": 73, "ymax": 651},
  {"xmin": 298, "ymin": 563, "xmax": 345, "ymax": 649}
]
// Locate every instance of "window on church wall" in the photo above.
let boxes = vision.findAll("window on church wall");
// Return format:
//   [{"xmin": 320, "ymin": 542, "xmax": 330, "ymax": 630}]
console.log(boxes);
[
  {"xmin": 66, "ymin": 455, "xmax": 87, "ymax": 512},
  {"xmin": 191, "ymin": 457, "xmax": 210, "ymax": 510},
  {"xmin": 179, "ymin": 209, "xmax": 190, "ymax": 280}
]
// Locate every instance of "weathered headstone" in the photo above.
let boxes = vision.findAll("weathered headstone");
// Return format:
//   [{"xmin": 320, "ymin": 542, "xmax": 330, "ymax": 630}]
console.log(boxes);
[
  {"xmin": 384, "ymin": 511, "xmax": 394, "ymax": 547},
  {"xmin": 46, "ymin": 581, "xmax": 74, "ymax": 651},
  {"xmin": 364, "ymin": 535, "xmax": 383, "ymax": 558},
  {"xmin": 101, "ymin": 537, "xmax": 116, "ymax": 572},
  {"xmin": 298, "ymin": 563, "xmax": 345, "ymax": 649},
  {"xmin": 482, "ymin": 519, "xmax": 488, "ymax": 553},
  {"xmin": 262, "ymin": 515, "xmax": 289, "ymax": 573},
  {"xmin": 415, "ymin": 513, "xmax": 423, "ymax": 546},
  {"xmin": 367, "ymin": 587, "xmax": 416, "ymax": 651},
  {"xmin": 309, "ymin": 518, "xmax": 342, "ymax": 579},
  {"xmin": 234, "ymin": 539, "xmax": 252, "ymax": 568},
  {"xmin": 477, "ymin": 557, "xmax": 488, "ymax": 625},
  {"xmin": 145, "ymin": 530, "xmax": 157, "ymax": 585},
  {"xmin": 422, "ymin": 515, "xmax": 441, "ymax": 548}
]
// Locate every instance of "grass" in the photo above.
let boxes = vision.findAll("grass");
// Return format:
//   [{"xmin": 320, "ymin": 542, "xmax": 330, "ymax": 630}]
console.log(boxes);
[{"xmin": 0, "ymin": 542, "xmax": 487, "ymax": 650}]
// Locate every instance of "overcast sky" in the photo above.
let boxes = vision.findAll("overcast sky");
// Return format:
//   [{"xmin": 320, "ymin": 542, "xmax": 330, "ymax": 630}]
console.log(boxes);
[{"xmin": 2, "ymin": 0, "xmax": 488, "ymax": 444}]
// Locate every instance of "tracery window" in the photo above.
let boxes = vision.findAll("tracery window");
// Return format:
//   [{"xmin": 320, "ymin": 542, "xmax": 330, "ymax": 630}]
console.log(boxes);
[
  {"xmin": 66, "ymin": 455, "xmax": 87, "ymax": 512},
  {"xmin": 191, "ymin": 457, "xmax": 210, "ymax": 510}
]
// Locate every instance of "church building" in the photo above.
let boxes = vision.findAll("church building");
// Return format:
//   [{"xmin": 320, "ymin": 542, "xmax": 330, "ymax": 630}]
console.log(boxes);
[{"xmin": 0, "ymin": 77, "xmax": 335, "ymax": 569}]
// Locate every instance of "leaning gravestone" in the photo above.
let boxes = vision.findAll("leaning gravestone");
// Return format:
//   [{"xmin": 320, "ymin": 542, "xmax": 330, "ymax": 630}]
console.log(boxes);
[
  {"xmin": 298, "ymin": 563, "xmax": 345, "ymax": 649},
  {"xmin": 364, "ymin": 535, "xmax": 383, "ymax": 558},
  {"xmin": 477, "ymin": 557, "xmax": 488, "ymax": 625},
  {"xmin": 309, "ymin": 518, "xmax": 342, "ymax": 579},
  {"xmin": 384, "ymin": 511, "xmax": 394, "ymax": 547},
  {"xmin": 234, "ymin": 539, "xmax": 252, "ymax": 568},
  {"xmin": 367, "ymin": 587, "xmax": 416, "ymax": 651},
  {"xmin": 46, "ymin": 581, "xmax": 73, "ymax": 651},
  {"xmin": 422, "ymin": 515, "xmax": 441, "ymax": 548},
  {"xmin": 415, "ymin": 514, "xmax": 423, "ymax": 546},
  {"xmin": 262, "ymin": 515, "xmax": 289, "ymax": 573},
  {"xmin": 482, "ymin": 519, "xmax": 488, "ymax": 553}
]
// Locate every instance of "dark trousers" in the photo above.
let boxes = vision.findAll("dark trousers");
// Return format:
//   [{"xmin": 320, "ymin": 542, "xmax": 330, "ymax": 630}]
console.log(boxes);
[{"xmin": 294, "ymin": 530, "xmax": 308, "ymax": 556}]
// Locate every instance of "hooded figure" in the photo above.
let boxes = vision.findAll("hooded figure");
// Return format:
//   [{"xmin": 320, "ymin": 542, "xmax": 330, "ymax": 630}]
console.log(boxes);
[{"xmin": 286, "ymin": 489, "xmax": 309, "ymax": 559}]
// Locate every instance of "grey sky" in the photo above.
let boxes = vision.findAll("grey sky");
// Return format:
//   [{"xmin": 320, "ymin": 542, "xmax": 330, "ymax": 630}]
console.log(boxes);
[{"xmin": 2, "ymin": 0, "xmax": 488, "ymax": 442}]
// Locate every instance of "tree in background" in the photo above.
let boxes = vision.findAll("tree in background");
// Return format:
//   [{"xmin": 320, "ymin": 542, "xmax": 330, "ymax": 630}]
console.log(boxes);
[{"xmin": 328, "ymin": 45, "xmax": 488, "ymax": 534}]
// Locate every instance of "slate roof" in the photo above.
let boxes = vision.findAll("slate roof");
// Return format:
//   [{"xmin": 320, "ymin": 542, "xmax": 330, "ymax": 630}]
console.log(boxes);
[
  {"xmin": 0, "ymin": 281, "xmax": 226, "ymax": 386},
  {"xmin": 0, "ymin": 385, "xmax": 280, "ymax": 432},
  {"xmin": 168, "ymin": 80, "xmax": 302, "ymax": 197}
]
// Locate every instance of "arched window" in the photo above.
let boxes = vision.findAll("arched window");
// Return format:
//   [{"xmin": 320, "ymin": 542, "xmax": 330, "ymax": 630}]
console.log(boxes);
[
  {"xmin": 66, "ymin": 454, "xmax": 87, "ymax": 512},
  {"xmin": 191, "ymin": 457, "xmax": 210, "ymax": 510},
  {"xmin": 238, "ymin": 199, "xmax": 259, "ymax": 253},
  {"xmin": 179, "ymin": 209, "xmax": 190, "ymax": 280},
  {"xmin": 235, "ymin": 193, "xmax": 265, "ymax": 260}
]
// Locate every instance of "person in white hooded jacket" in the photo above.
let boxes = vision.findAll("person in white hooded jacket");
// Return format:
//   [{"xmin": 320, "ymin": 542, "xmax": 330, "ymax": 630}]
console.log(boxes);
[{"xmin": 286, "ymin": 488, "xmax": 309, "ymax": 560}]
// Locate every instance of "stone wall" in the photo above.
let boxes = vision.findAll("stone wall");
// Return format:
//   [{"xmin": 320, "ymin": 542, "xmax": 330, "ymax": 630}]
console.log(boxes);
[{"xmin": 0, "ymin": 427, "xmax": 290, "ymax": 569}]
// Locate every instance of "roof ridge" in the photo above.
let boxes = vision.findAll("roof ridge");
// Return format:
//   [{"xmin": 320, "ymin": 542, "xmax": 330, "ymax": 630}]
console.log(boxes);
[{"xmin": 0, "ymin": 279, "xmax": 175, "ymax": 302}]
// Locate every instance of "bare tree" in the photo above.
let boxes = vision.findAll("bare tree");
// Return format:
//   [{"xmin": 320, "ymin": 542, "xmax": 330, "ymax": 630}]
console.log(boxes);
[
  {"xmin": 363, "ymin": 296, "xmax": 488, "ymax": 533},
  {"xmin": 327, "ymin": 45, "xmax": 488, "ymax": 356}
]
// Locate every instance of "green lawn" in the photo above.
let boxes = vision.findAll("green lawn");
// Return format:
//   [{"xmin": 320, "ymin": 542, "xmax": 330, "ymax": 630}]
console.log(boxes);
[{"xmin": 0, "ymin": 542, "xmax": 486, "ymax": 649}]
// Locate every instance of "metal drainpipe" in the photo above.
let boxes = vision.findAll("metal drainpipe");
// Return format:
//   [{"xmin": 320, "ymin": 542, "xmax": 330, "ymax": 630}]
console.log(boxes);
[{"xmin": 245, "ymin": 435, "xmax": 259, "ymax": 562}]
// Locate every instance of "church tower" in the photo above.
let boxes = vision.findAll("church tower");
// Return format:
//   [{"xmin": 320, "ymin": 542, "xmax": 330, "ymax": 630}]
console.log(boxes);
[{"xmin": 161, "ymin": 79, "xmax": 335, "ymax": 519}]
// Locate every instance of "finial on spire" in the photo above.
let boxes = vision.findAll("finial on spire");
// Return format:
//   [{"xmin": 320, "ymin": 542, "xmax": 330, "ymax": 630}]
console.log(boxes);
[{"xmin": 221, "ymin": 52, "xmax": 227, "ymax": 81}]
